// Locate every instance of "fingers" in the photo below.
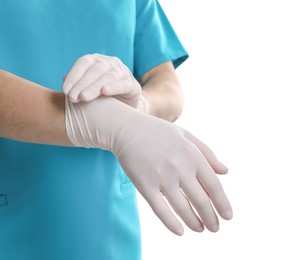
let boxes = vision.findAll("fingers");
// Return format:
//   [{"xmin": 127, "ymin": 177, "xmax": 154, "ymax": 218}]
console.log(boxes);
[
  {"xmin": 180, "ymin": 177, "xmax": 220, "ymax": 232},
  {"xmin": 161, "ymin": 185, "xmax": 204, "ymax": 232},
  {"xmin": 147, "ymin": 159, "xmax": 230, "ymax": 233},
  {"xmin": 80, "ymin": 79, "xmax": 139, "ymax": 103},
  {"xmin": 195, "ymin": 156, "xmax": 233, "ymax": 220},
  {"xmin": 68, "ymin": 61, "xmax": 112, "ymax": 102},
  {"xmin": 183, "ymin": 128, "xmax": 228, "ymax": 174},
  {"xmin": 63, "ymin": 54, "xmax": 96, "ymax": 95},
  {"xmin": 100, "ymin": 80, "xmax": 140, "ymax": 97},
  {"xmin": 63, "ymin": 54, "xmax": 135, "ymax": 102},
  {"xmin": 146, "ymin": 193, "xmax": 185, "ymax": 236}
]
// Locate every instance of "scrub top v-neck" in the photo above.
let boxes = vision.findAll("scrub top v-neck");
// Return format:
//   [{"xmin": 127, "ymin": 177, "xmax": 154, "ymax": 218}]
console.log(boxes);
[{"xmin": 0, "ymin": 1, "xmax": 188, "ymax": 259}]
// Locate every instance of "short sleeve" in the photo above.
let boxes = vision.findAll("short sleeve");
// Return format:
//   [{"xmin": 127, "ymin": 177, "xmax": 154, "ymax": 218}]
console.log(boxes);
[{"xmin": 134, "ymin": 0, "xmax": 188, "ymax": 80}]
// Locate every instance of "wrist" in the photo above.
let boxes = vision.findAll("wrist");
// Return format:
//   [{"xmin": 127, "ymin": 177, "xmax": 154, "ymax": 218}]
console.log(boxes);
[
  {"xmin": 65, "ymin": 96, "xmax": 147, "ymax": 151},
  {"xmin": 141, "ymin": 88, "xmax": 184, "ymax": 122}
]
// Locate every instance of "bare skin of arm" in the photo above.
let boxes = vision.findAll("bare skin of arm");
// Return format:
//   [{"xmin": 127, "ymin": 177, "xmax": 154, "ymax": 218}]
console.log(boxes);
[
  {"xmin": 0, "ymin": 70, "xmax": 72, "ymax": 146},
  {"xmin": 0, "ymin": 62, "xmax": 183, "ymax": 144},
  {"xmin": 140, "ymin": 61, "xmax": 184, "ymax": 122}
]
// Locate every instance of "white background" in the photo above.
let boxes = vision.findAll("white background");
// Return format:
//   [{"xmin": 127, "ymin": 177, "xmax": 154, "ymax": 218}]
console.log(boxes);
[{"xmin": 137, "ymin": 1, "xmax": 306, "ymax": 259}]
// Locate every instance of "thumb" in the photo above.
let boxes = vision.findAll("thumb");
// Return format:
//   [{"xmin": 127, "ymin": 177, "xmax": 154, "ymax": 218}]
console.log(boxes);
[{"xmin": 181, "ymin": 127, "xmax": 228, "ymax": 174}]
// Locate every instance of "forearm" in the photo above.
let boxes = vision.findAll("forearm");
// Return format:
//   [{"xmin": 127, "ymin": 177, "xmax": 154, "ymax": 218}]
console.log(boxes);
[
  {"xmin": 140, "ymin": 62, "xmax": 184, "ymax": 122},
  {"xmin": 0, "ymin": 70, "xmax": 72, "ymax": 146}
]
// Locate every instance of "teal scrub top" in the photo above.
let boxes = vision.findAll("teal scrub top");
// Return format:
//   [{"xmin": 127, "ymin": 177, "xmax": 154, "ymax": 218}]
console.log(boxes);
[{"xmin": 0, "ymin": 1, "xmax": 188, "ymax": 259}]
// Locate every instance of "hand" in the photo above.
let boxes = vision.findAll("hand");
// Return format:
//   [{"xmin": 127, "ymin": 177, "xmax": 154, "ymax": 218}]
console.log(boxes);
[
  {"xmin": 117, "ymin": 123, "xmax": 232, "ymax": 235},
  {"xmin": 177, "ymin": 126, "xmax": 229, "ymax": 175},
  {"xmin": 63, "ymin": 54, "xmax": 141, "ymax": 108},
  {"xmin": 65, "ymin": 97, "xmax": 233, "ymax": 235}
]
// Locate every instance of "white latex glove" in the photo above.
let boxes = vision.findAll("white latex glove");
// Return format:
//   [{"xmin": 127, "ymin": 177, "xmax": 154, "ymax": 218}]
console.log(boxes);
[
  {"xmin": 63, "ymin": 54, "xmax": 149, "ymax": 111},
  {"xmin": 65, "ymin": 96, "xmax": 233, "ymax": 235}
]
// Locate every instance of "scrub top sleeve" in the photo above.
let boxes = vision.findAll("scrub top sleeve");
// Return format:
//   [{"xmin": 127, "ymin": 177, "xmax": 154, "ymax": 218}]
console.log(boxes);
[{"xmin": 134, "ymin": 0, "xmax": 188, "ymax": 80}]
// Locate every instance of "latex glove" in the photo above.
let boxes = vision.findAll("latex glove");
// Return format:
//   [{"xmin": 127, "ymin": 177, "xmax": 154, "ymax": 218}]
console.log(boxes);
[
  {"xmin": 63, "ymin": 54, "xmax": 149, "ymax": 111},
  {"xmin": 65, "ymin": 97, "xmax": 233, "ymax": 235}
]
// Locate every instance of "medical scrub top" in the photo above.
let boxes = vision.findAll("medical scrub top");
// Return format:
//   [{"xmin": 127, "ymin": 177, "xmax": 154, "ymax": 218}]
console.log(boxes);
[{"xmin": 0, "ymin": 1, "xmax": 188, "ymax": 259}]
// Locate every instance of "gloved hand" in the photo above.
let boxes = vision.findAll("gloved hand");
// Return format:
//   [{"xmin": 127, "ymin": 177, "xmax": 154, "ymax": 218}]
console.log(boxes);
[
  {"xmin": 65, "ymin": 96, "xmax": 233, "ymax": 235},
  {"xmin": 63, "ymin": 54, "xmax": 148, "ymax": 111}
]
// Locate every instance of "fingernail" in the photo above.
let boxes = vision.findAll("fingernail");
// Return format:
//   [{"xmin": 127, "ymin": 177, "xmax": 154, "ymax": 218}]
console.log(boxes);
[
  {"xmin": 211, "ymin": 224, "xmax": 219, "ymax": 233},
  {"xmin": 194, "ymin": 225, "xmax": 204, "ymax": 232},
  {"xmin": 176, "ymin": 226, "xmax": 184, "ymax": 236},
  {"xmin": 80, "ymin": 91, "xmax": 95, "ymax": 102},
  {"xmin": 218, "ymin": 161, "xmax": 228, "ymax": 173},
  {"xmin": 69, "ymin": 94, "xmax": 79, "ymax": 103},
  {"xmin": 80, "ymin": 93, "xmax": 89, "ymax": 102},
  {"xmin": 63, "ymin": 82, "xmax": 73, "ymax": 95},
  {"xmin": 69, "ymin": 89, "xmax": 82, "ymax": 103},
  {"xmin": 222, "ymin": 210, "xmax": 233, "ymax": 220}
]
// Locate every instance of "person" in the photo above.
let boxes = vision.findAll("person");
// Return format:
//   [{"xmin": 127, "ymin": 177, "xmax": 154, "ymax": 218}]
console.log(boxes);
[{"xmin": 0, "ymin": 1, "xmax": 232, "ymax": 259}]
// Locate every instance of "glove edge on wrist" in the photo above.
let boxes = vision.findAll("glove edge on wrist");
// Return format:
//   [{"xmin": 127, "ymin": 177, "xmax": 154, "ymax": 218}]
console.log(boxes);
[{"xmin": 65, "ymin": 96, "xmax": 91, "ymax": 148}]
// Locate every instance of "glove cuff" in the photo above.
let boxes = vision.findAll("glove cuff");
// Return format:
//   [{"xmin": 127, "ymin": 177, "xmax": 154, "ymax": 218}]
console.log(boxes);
[{"xmin": 65, "ymin": 96, "xmax": 92, "ymax": 148}]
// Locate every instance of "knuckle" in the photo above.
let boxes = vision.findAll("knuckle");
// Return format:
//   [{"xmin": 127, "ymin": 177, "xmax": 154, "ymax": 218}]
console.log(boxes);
[
  {"xmin": 168, "ymin": 159, "xmax": 182, "ymax": 172},
  {"xmin": 104, "ymin": 60, "xmax": 113, "ymax": 72},
  {"xmin": 110, "ymin": 56, "xmax": 127, "ymax": 73},
  {"xmin": 111, "ymin": 56, "xmax": 121, "ymax": 64},
  {"xmin": 151, "ymin": 167, "xmax": 163, "ymax": 181},
  {"xmin": 92, "ymin": 53, "xmax": 104, "ymax": 60},
  {"xmin": 183, "ymin": 142, "xmax": 198, "ymax": 156},
  {"xmin": 110, "ymin": 70, "xmax": 121, "ymax": 80},
  {"xmin": 79, "ymin": 54, "xmax": 92, "ymax": 60},
  {"xmin": 95, "ymin": 61, "xmax": 108, "ymax": 71},
  {"xmin": 78, "ymin": 54, "xmax": 95, "ymax": 64},
  {"xmin": 152, "ymin": 168, "xmax": 175, "ymax": 188},
  {"xmin": 168, "ymin": 156, "xmax": 196, "ymax": 176}
]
